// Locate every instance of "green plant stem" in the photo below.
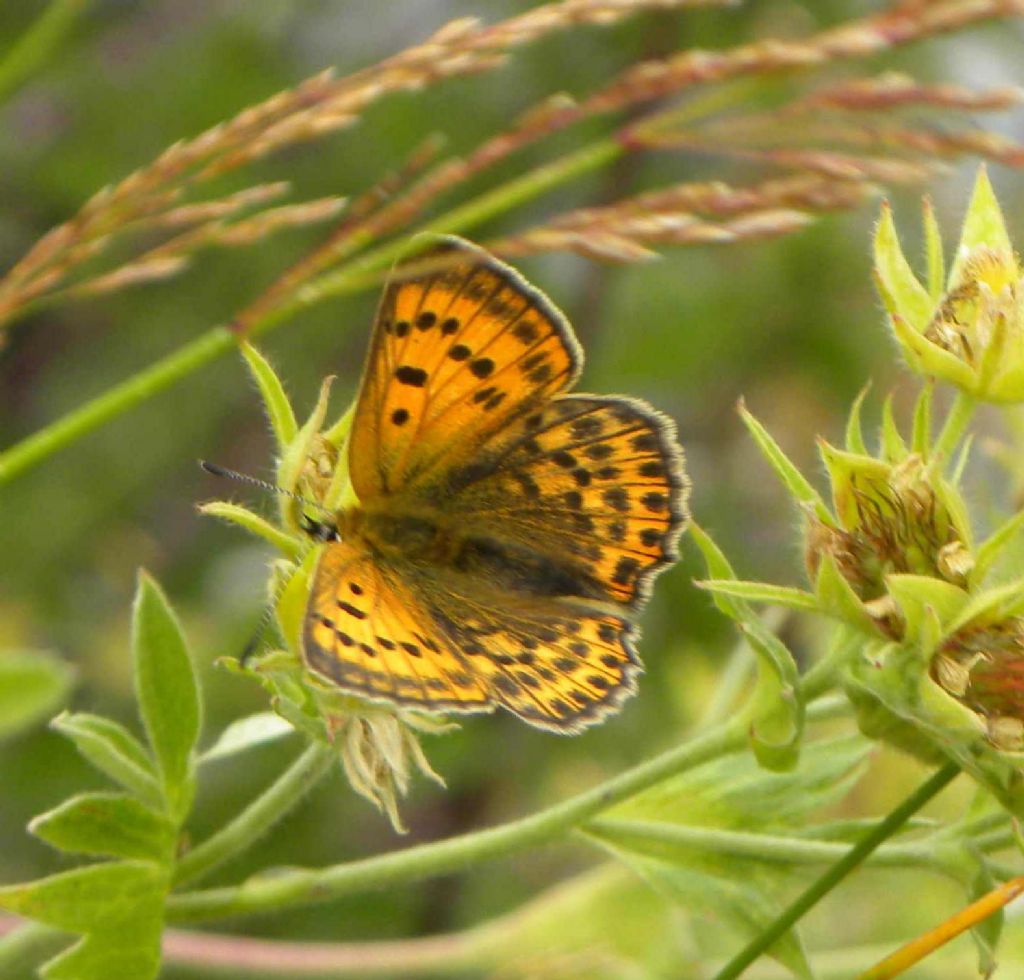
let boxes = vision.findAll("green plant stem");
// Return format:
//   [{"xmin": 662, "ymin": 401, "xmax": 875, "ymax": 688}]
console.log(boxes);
[
  {"xmin": 0, "ymin": 0, "xmax": 89, "ymax": 104},
  {"xmin": 0, "ymin": 140, "xmax": 621, "ymax": 486},
  {"xmin": 584, "ymin": 820, "xmax": 958, "ymax": 874},
  {"xmin": 165, "ymin": 697, "xmax": 848, "ymax": 924},
  {"xmin": 931, "ymin": 391, "xmax": 976, "ymax": 469},
  {"xmin": 710, "ymin": 761, "xmax": 961, "ymax": 980},
  {"xmin": 174, "ymin": 743, "xmax": 334, "ymax": 887},
  {"xmin": 165, "ymin": 717, "xmax": 746, "ymax": 922}
]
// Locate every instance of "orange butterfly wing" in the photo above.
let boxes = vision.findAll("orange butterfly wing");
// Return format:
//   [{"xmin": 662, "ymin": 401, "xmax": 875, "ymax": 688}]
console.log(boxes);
[
  {"xmin": 302, "ymin": 238, "xmax": 688, "ymax": 731},
  {"xmin": 346, "ymin": 238, "xmax": 581, "ymax": 499}
]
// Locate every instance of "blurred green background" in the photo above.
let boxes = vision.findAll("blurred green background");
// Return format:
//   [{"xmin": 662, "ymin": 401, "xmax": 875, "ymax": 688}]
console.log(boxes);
[{"xmin": 1, "ymin": 2, "xmax": 1023, "ymax": 977}]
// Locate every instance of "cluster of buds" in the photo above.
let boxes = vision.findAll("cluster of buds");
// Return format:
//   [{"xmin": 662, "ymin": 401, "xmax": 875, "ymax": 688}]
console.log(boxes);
[
  {"xmin": 202, "ymin": 346, "xmax": 450, "ymax": 832},
  {"xmin": 705, "ymin": 171, "xmax": 1024, "ymax": 789}
]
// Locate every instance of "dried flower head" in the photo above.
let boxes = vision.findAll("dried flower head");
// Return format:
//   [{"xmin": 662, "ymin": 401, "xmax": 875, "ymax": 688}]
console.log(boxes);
[
  {"xmin": 804, "ymin": 437, "xmax": 973, "ymax": 638},
  {"xmin": 933, "ymin": 619, "xmax": 1024, "ymax": 751}
]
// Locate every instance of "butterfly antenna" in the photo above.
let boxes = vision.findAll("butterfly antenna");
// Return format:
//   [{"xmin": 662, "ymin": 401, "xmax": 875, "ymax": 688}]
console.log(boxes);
[
  {"xmin": 199, "ymin": 459, "xmax": 340, "ymax": 541},
  {"xmin": 200, "ymin": 460, "xmax": 302, "ymax": 500}
]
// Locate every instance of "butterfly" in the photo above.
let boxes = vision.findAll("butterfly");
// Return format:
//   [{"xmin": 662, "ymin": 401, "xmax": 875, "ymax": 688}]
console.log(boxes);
[{"xmin": 301, "ymin": 237, "xmax": 689, "ymax": 733}]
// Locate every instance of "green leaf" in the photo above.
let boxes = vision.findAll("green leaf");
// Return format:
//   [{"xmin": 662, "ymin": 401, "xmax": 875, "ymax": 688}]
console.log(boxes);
[
  {"xmin": 844, "ymin": 384, "xmax": 870, "ymax": 455},
  {"xmin": 911, "ymin": 382, "xmax": 933, "ymax": 455},
  {"xmin": 886, "ymin": 574, "xmax": 969, "ymax": 648},
  {"xmin": 0, "ymin": 650, "xmax": 75, "ymax": 739},
  {"xmin": 967, "ymin": 861, "xmax": 1003, "ymax": 976},
  {"xmin": 51, "ymin": 712, "xmax": 161, "ymax": 807},
  {"xmin": 690, "ymin": 523, "xmax": 805, "ymax": 771},
  {"xmin": 950, "ymin": 166, "xmax": 1014, "ymax": 286},
  {"xmin": 42, "ymin": 929, "xmax": 162, "ymax": 980},
  {"xmin": 197, "ymin": 501, "xmax": 302, "ymax": 558},
  {"xmin": 947, "ymin": 575, "xmax": 1024, "ymax": 634},
  {"xmin": 200, "ymin": 711, "xmax": 295, "ymax": 764},
  {"xmin": 240, "ymin": 341, "xmax": 298, "ymax": 451},
  {"xmin": 277, "ymin": 374, "xmax": 334, "ymax": 522},
  {"xmin": 879, "ymin": 393, "xmax": 907, "ymax": 463},
  {"xmin": 737, "ymin": 401, "xmax": 832, "ymax": 525},
  {"xmin": 612, "ymin": 734, "xmax": 869, "ymax": 829},
  {"xmin": 973, "ymin": 508, "xmax": 1024, "ymax": 587},
  {"xmin": 873, "ymin": 202, "xmax": 934, "ymax": 332},
  {"xmin": 0, "ymin": 861, "xmax": 164, "ymax": 932},
  {"xmin": 922, "ymin": 196, "xmax": 945, "ymax": 301},
  {"xmin": 30, "ymin": 792, "xmax": 174, "ymax": 862},
  {"xmin": 698, "ymin": 580, "xmax": 818, "ymax": 613},
  {"xmin": 132, "ymin": 572, "xmax": 200, "ymax": 820},
  {"xmin": 0, "ymin": 861, "xmax": 165, "ymax": 980},
  {"xmin": 814, "ymin": 554, "xmax": 881, "ymax": 637},
  {"xmin": 599, "ymin": 848, "xmax": 813, "ymax": 979}
]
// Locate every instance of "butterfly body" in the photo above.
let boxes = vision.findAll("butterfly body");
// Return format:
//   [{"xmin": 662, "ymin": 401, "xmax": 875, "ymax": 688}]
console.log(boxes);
[{"xmin": 301, "ymin": 238, "xmax": 688, "ymax": 733}]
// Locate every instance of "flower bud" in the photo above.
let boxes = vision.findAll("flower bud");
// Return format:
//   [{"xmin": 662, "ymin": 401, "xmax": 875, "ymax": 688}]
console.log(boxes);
[{"xmin": 875, "ymin": 167, "xmax": 1024, "ymax": 402}]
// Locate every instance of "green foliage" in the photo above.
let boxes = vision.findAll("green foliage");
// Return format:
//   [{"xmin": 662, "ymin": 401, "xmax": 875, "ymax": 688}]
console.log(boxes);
[
  {"xmin": 0, "ymin": 651, "xmax": 74, "ymax": 740},
  {"xmin": 0, "ymin": 574, "xmax": 200, "ymax": 979},
  {"xmin": 3, "ymin": 4, "xmax": 1024, "ymax": 979}
]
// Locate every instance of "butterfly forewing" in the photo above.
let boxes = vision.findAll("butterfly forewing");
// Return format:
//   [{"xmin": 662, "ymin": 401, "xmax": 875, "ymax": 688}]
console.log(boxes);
[
  {"xmin": 302, "ymin": 237, "xmax": 688, "ymax": 732},
  {"xmin": 347, "ymin": 239, "xmax": 581, "ymax": 500}
]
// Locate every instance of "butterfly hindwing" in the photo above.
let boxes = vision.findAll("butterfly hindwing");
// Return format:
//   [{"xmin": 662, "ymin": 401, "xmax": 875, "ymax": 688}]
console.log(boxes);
[
  {"xmin": 435, "ymin": 395, "xmax": 689, "ymax": 609},
  {"xmin": 347, "ymin": 238, "xmax": 582, "ymax": 501},
  {"xmin": 305, "ymin": 538, "xmax": 640, "ymax": 731},
  {"xmin": 305, "ymin": 539, "xmax": 492, "ymax": 713}
]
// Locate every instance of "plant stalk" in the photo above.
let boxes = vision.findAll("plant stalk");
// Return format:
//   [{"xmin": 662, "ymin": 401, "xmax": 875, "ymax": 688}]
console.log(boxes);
[
  {"xmin": 166, "ymin": 698, "xmax": 848, "ymax": 923},
  {"xmin": 710, "ymin": 760, "xmax": 961, "ymax": 980},
  {"xmin": 0, "ymin": 140, "xmax": 621, "ymax": 486},
  {"xmin": 174, "ymin": 743, "xmax": 335, "ymax": 887}
]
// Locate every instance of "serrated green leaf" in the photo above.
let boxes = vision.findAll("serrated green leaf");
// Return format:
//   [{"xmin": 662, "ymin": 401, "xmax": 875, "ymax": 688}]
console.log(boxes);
[
  {"xmin": 197, "ymin": 501, "xmax": 301, "ymax": 558},
  {"xmin": 51, "ymin": 713, "xmax": 161, "ymax": 807},
  {"xmin": 874, "ymin": 202, "xmax": 935, "ymax": 332},
  {"xmin": 698, "ymin": 580, "xmax": 818, "ymax": 613},
  {"xmin": 0, "ymin": 862, "xmax": 166, "ymax": 980},
  {"xmin": 0, "ymin": 861, "xmax": 164, "ymax": 931},
  {"xmin": 923, "ymin": 196, "xmax": 945, "ymax": 301},
  {"xmin": 240, "ymin": 341, "xmax": 298, "ymax": 451},
  {"xmin": 600, "ymin": 848, "xmax": 813, "ymax": 979},
  {"xmin": 845, "ymin": 384, "xmax": 870, "ymax": 455},
  {"xmin": 0, "ymin": 650, "xmax": 75, "ymax": 739},
  {"xmin": 738, "ymin": 401, "xmax": 832, "ymax": 524},
  {"xmin": 614, "ymin": 734, "xmax": 869, "ymax": 829},
  {"xmin": 132, "ymin": 572, "xmax": 200, "ymax": 820},
  {"xmin": 30, "ymin": 792, "xmax": 174, "ymax": 862},
  {"xmin": 200, "ymin": 711, "xmax": 295, "ymax": 764}
]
